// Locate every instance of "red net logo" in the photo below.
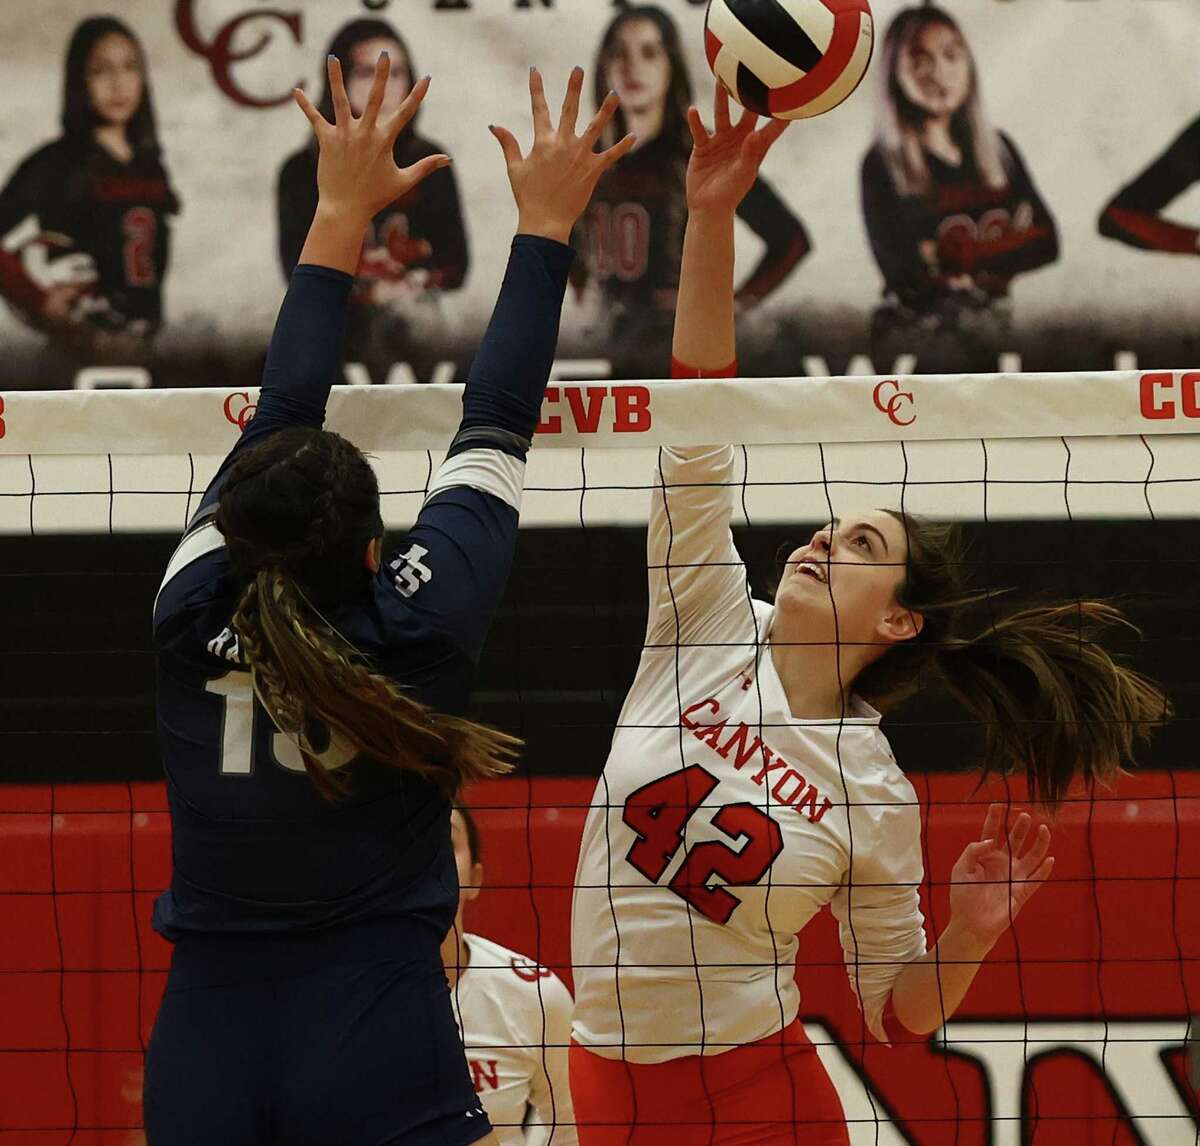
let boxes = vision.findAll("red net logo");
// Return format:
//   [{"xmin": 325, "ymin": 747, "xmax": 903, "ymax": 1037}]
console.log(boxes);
[
  {"xmin": 872, "ymin": 378, "xmax": 916, "ymax": 427},
  {"xmin": 223, "ymin": 391, "xmax": 257, "ymax": 430},
  {"xmin": 1140, "ymin": 372, "xmax": 1200, "ymax": 420},
  {"xmin": 535, "ymin": 385, "xmax": 651, "ymax": 435}
]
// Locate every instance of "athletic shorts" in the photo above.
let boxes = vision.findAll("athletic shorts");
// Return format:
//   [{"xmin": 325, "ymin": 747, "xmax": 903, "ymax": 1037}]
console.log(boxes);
[
  {"xmin": 569, "ymin": 1020, "xmax": 850, "ymax": 1146},
  {"xmin": 143, "ymin": 918, "xmax": 492, "ymax": 1146}
]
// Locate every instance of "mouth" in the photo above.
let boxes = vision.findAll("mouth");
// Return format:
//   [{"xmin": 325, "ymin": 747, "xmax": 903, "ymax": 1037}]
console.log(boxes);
[{"xmin": 795, "ymin": 559, "xmax": 827, "ymax": 584}]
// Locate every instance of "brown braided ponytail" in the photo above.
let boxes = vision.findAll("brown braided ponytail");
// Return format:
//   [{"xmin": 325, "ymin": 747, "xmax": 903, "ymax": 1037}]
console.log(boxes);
[
  {"xmin": 215, "ymin": 427, "xmax": 517, "ymax": 800},
  {"xmin": 853, "ymin": 515, "xmax": 1170, "ymax": 811}
]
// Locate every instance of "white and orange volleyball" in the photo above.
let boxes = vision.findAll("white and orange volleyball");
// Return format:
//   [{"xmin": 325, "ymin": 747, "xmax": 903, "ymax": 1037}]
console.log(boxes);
[{"xmin": 704, "ymin": 0, "xmax": 874, "ymax": 120}]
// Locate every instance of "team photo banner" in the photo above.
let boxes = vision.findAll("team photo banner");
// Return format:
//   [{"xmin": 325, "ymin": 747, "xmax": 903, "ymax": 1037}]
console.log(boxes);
[{"xmin": 1, "ymin": 0, "xmax": 1199, "ymax": 392}]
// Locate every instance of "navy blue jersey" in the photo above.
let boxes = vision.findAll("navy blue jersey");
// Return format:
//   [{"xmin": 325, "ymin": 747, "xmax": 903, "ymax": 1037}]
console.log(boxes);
[{"xmin": 152, "ymin": 237, "xmax": 573, "ymax": 941}]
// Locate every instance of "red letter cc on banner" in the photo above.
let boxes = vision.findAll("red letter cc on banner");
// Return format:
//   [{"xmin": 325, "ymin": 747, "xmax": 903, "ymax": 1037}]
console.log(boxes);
[
  {"xmin": 1140, "ymin": 372, "xmax": 1200, "ymax": 420},
  {"xmin": 0, "ymin": 395, "xmax": 6, "ymax": 441}
]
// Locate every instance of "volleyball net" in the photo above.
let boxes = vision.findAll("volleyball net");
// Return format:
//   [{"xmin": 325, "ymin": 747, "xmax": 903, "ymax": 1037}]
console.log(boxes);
[{"xmin": 1, "ymin": 371, "xmax": 1198, "ymax": 1143}]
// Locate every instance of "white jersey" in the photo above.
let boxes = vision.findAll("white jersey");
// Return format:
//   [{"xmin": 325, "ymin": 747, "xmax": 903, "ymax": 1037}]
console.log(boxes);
[
  {"xmin": 571, "ymin": 446, "xmax": 928, "ymax": 1063},
  {"xmin": 451, "ymin": 932, "xmax": 578, "ymax": 1145}
]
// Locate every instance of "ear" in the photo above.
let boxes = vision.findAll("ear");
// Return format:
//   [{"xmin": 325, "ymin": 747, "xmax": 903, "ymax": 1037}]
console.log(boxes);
[
  {"xmin": 879, "ymin": 604, "xmax": 923, "ymax": 644},
  {"xmin": 364, "ymin": 536, "xmax": 382, "ymax": 574},
  {"xmin": 462, "ymin": 861, "xmax": 483, "ymax": 905}
]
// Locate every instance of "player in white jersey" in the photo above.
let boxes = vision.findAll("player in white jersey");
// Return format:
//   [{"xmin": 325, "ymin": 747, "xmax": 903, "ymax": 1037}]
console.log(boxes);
[
  {"xmin": 445, "ymin": 807, "xmax": 578, "ymax": 1145},
  {"xmin": 569, "ymin": 87, "xmax": 1169, "ymax": 1145}
]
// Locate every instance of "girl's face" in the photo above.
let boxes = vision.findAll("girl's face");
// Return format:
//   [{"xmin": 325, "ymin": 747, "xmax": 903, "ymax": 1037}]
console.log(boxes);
[
  {"xmin": 86, "ymin": 32, "xmax": 143, "ymax": 128},
  {"xmin": 896, "ymin": 22, "xmax": 972, "ymax": 118},
  {"xmin": 774, "ymin": 511, "xmax": 918, "ymax": 652},
  {"xmin": 450, "ymin": 811, "xmax": 482, "ymax": 916},
  {"xmin": 604, "ymin": 17, "xmax": 671, "ymax": 116},
  {"xmin": 346, "ymin": 37, "xmax": 412, "ymax": 120}
]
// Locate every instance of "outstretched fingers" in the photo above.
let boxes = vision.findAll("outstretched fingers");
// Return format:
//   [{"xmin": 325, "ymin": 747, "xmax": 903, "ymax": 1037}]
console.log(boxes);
[
  {"xmin": 560, "ymin": 66, "xmax": 584, "ymax": 136},
  {"xmin": 386, "ymin": 74, "xmax": 432, "ymax": 142},
  {"xmin": 530, "ymin": 67, "xmax": 553, "ymax": 136},
  {"xmin": 687, "ymin": 106, "xmax": 710, "ymax": 149},
  {"xmin": 361, "ymin": 52, "xmax": 391, "ymax": 130},
  {"xmin": 489, "ymin": 123, "xmax": 523, "ymax": 168},
  {"xmin": 581, "ymin": 89, "xmax": 621, "ymax": 149},
  {"xmin": 327, "ymin": 56, "xmax": 351, "ymax": 125},
  {"xmin": 596, "ymin": 132, "xmax": 638, "ymax": 172},
  {"xmin": 979, "ymin": 802, "xmax": 1005, "ymax": 845},
  {"xmin": 714, "ymin": 83, "xmax": 733, "ymax": 134},
  {"xmin": 405, "ymin": 153, "xmax": 452, "ymax": 184},
  {"xmin": 1015, "ymin": 823, "xmax": 1052, "ymax": 878},
  {"xmin": 293, "ymin": 86, "xmax": 327, "ymax": 133}
]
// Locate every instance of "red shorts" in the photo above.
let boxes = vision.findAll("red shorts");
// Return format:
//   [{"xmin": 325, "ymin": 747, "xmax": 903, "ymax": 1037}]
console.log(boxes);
[{"xmin": 569, "ymin": 1021, "xmax": 851, "ymax": 1146}]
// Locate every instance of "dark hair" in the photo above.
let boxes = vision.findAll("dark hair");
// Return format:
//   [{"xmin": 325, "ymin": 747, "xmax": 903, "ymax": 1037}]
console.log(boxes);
[
  {"xmin": 317, "ymin": 18, "xmax": 417, "ymax": 131},
  {"xmin": 454, "ymin": 804, "xmax": 482, "ymax": 865},
  {"xmin": 62, "ymin": 16, "xmax": 161, "ymax": 154},
  {"xmin": 850, "ymin": 514, "xmax": 1170, "ymax": 810},
  {"xmin": 593, "ymin": 4, "xmax": 692, "ymax": 154},
  {"xmin": 215, "ymin": 427, "xmax": 518, "ymax": 799}
]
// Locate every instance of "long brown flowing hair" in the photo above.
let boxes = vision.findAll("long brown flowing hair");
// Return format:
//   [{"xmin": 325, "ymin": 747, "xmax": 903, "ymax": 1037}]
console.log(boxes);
[
  {"xmin": 848, "ymin": 515, "xmax": 1169, "ymax": 810},
  {"xmin": 593, "ymin": 4, "xmax": 693, "ymax": 155},
  {"xmin": 215, "ymin": 427, "xmax": 518, "ymax": 800},
  {"xmin": 875, "ymin": 5, "xmax": 1007, "ymax": 197}
]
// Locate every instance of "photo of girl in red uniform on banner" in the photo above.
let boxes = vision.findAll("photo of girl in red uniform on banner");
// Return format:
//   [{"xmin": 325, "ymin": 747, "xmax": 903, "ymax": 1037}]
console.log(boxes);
[
  {"xmin": 572, "ymin": 4, "xmax": 809, "ymax": 379},
  {"xmin": 0, "ymin": 15, "xmax": 179, "ymax": 384},
  {"xmin": 860, "ymin": 5, "xmax": 1058, "ymax": 372},
  {"xmin": 276, "ymin": 18, "xmax": 469, "ymax": 382}
]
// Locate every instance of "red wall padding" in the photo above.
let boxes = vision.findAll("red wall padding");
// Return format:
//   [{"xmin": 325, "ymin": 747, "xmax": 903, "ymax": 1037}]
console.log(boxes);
[{"xmin": 1, "ymin": 773, "xmax": 1197, "ymax": 1144}]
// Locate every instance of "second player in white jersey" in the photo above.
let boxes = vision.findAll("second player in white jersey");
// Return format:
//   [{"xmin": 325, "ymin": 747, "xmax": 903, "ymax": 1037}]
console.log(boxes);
[
  {"xmin": 447, "ymin": 808, "xmax": 578, "ymax": 1145},
  {"xmin": 571, "ymin": 441, "xmax": 927, "ymax": 1059}
]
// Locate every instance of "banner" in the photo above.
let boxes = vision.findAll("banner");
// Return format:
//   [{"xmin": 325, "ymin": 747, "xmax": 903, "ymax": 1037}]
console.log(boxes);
[{"xmin": 1, "ymin": 0, "xmax": 1199, "ymax": 392}]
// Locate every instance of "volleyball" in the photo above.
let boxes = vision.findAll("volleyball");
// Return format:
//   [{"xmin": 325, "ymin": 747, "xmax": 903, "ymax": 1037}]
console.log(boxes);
[{"xmin": 704, "ymin": 0, "xmax": 874, "ymax": 120}]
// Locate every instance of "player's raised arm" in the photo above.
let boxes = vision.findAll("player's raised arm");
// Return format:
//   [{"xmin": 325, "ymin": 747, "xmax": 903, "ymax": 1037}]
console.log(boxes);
[
  {"xmin": 200, "ymin": 56, "xmax": 447, "ymax": 513},
  {"xmin": 643, "ymin": 87, "xmax": 787, "ymax": 649},
  {"xmin": 381, "ymin": 67, "xmax": 634, "ymax": 663}
]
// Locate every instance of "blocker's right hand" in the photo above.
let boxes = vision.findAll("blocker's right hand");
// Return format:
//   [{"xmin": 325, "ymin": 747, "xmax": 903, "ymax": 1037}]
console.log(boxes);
[
  {"xmin": 686, "ymin": 84, "xmax": 788, "ymax": 216},
  {"xmin": 294, "ymin": 54, "xmax": 449, "ymax": 227},
  {"xmin": 490, "ymin": 66, "xmax": 636, "ymax": 244}
]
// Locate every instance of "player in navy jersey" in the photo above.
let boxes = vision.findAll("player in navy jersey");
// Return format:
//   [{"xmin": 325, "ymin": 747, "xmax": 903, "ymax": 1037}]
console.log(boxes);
[
  {"xmin": 278, "ymin": 19, "xmax": 469, "ymax": 381},
  {"xmin": 1099, "ymin": 116, "xmax": 1200, "ymax": 256},
  {"xmin": 143, "ymin": 56, "xmax": 633, "ymax": 1146},
  {"xmin": 861, "ymin": 5, "xmax": 1057, "ymax": 372},
  {"xmin": 572, "ymin": 4, "xmax": 809, "ymax": 378},
  {"xmin": 0, "ymin": 16, "xmax": 179, "ymax": 376}
]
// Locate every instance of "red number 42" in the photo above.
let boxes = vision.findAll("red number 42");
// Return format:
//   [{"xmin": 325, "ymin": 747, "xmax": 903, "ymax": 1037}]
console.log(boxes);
[{"xmin": 622, "ymin": 765, "xmax": 783, "ymax": 925}]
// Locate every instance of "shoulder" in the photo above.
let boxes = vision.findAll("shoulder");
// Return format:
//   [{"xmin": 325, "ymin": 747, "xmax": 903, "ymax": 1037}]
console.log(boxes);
[
  {"xmin": 6, "ymin": 139, "xmax": 71, "ymax": 185},
  {"xmin": 996, "ymin": 130, "xmax": 1029, "ymax": 170}
]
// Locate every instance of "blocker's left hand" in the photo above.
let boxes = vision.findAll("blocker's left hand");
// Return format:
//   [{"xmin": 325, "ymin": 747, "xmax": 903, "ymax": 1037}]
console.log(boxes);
[{"xmin": 949, "ymin": 803, "xmax": 1054, "ymax": 949}]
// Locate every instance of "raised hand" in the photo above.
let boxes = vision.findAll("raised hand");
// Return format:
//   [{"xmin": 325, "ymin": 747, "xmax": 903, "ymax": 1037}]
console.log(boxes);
[
  {"xmin": 489, "ymin": 66, "xmax": 636, "ymax": 244},
  {"xmin": 949, "ymin": 803, "xmax": 1054, "ymax": 949},
  {"xmin": 686, "ymin": 84, "xmax": 789, "ymax": 216},
  {"xmin": 294, "ymin": 54, "xmax": 449, "ymax": 228}
]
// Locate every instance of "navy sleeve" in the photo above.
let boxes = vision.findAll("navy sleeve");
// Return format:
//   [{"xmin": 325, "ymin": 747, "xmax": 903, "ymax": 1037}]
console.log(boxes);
[
  {"xmin": 452, "ymin": 234, "xmax": 574, "ymax": 458},
  {"xmin": 196, "ymin": 263, "xmax": 353, "ymax": 514},
  {"xmin": 378, "ymin": 234, "xmax": 574, "ymax": 662}
]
